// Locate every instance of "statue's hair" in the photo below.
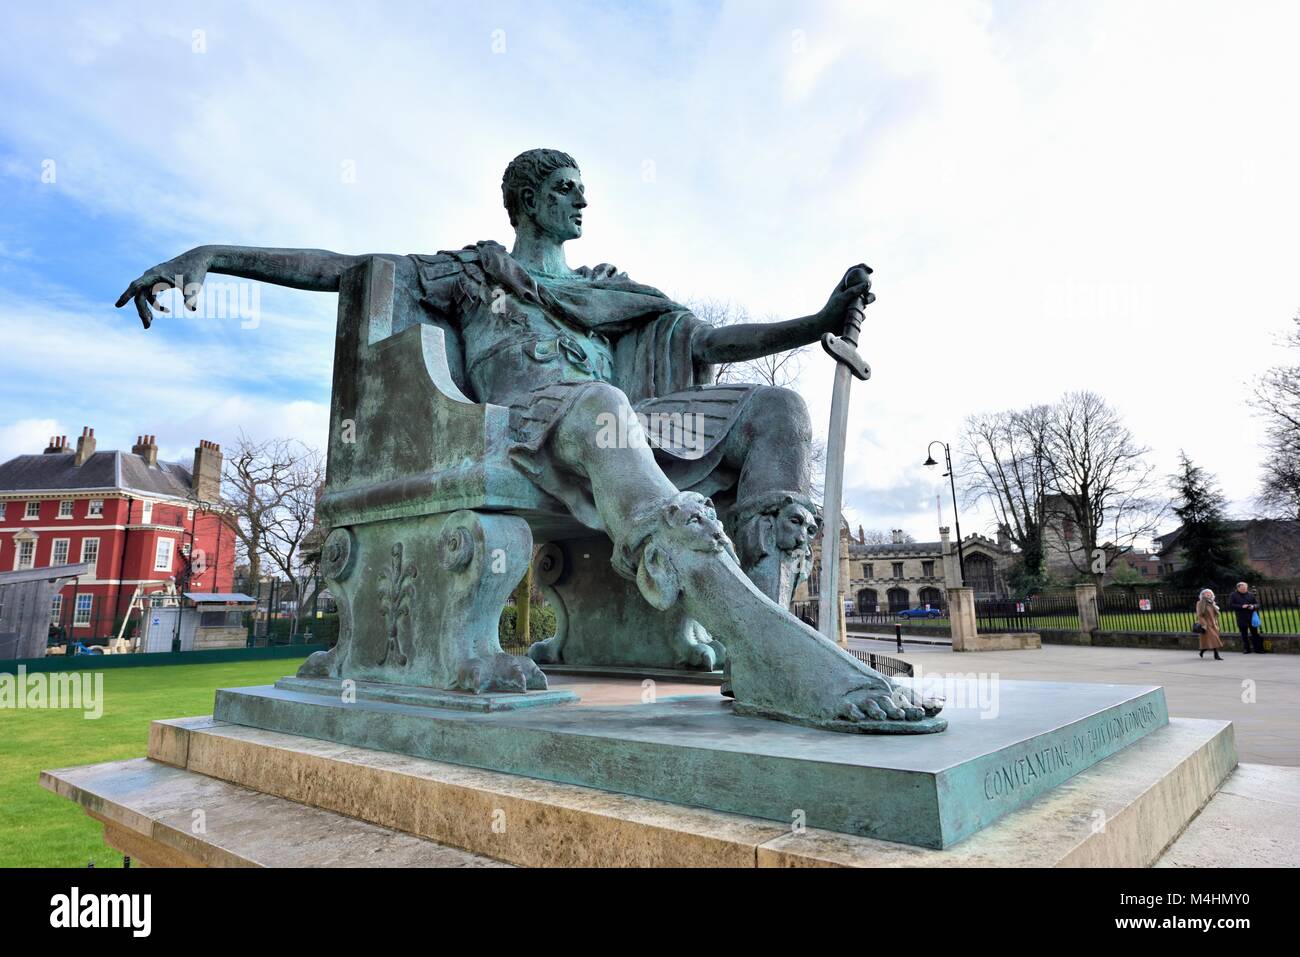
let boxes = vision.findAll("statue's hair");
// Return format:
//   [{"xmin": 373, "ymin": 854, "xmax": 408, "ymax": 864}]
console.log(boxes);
[{"xmin": 502, "ymin": 148, "xmax": 579, "ymax": 227}]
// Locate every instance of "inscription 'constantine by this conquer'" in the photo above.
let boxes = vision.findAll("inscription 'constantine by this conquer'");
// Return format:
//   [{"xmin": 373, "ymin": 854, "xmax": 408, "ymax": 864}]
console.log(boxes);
[{"xmin": 984, "ymin": 700, "xmax": 1162, "ymax": 800}]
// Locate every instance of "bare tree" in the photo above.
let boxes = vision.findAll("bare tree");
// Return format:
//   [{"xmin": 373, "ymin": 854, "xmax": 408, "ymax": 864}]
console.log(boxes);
[
  {"xmin": 260, "ymin": 450, "xmax": 326, "ymax": 636},
  {"xmin": 958, "ymin": 404, "xmax": 1052, "ymax": 582},
  {"xmin": 221, "ymin": 433, "xmax": 325, "ymax": 626},
  {"xmin": 1041, "ymin": 391, "xmax": 1165, "ymax": 585},
  {"xmin": 858, "ymin": 528, "xmax": 915, "ymax": 545},
  {"xmin": 1253, "ymin": 311, "xmax": 1300, "ymax": 519}
]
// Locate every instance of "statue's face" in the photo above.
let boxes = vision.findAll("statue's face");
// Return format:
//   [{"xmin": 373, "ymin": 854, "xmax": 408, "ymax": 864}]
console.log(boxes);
[{"xmin": 525, "ymin": 167, "xmax": 586, "ymax": 241}]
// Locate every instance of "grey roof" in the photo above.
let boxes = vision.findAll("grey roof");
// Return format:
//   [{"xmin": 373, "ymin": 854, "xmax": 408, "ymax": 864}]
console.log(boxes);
[
  {"xmin": 848, "ymin": 541, "xmax": 943, "ymax": 557},
  {"xmin": 183, "ymin": 592, "xmax": 256, "ymax": 603},
  {"xmin": 0, "ymin": 451, "xmax": 194, "ymax": 499},
  {"xmin": 0, "ymin": 563, "xmax": 97, "ymax": 585}
]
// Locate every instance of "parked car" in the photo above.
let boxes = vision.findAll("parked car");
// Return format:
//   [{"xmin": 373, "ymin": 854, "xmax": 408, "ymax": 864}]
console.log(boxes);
[{"xmin": 896, "ymin": 607, "xmax": 943, "ymax": 619}]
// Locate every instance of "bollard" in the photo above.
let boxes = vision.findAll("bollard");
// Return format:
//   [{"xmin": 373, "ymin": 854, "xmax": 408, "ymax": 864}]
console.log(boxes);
[{"xmin": 895, "ymin": 623, "xmax": 903, "ymax": 653}]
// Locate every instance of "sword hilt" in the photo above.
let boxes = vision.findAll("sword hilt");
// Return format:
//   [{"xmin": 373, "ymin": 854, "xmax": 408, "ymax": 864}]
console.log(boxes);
[
  {"xmin": 822, "ymin": 265, "xmax": 872, "ymax": 380},
  {"xmin": 841, "ymin": 265, "xmax": 872, "ymax": 347},
  {"xmin": 821, "ymin": 333, "xmax": 871, "ymax": 381}
]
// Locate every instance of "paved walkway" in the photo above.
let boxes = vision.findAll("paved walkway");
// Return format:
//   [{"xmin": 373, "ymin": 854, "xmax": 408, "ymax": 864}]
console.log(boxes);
[{"xmin": 849, "ymin": 634, "xmax": 1300, "ymax": 766}]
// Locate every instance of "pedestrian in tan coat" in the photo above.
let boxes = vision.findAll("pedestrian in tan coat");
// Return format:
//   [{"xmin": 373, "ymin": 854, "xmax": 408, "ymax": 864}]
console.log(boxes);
[{"xmin": 1197, "ymin": 588, "xmax": 1224, "ymax": 660}]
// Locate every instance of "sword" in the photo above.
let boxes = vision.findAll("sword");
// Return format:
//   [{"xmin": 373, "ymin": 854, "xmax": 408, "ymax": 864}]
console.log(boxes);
[{"xmin": 817, "ymin": 266, "xmax": 873, "ymax": 643}]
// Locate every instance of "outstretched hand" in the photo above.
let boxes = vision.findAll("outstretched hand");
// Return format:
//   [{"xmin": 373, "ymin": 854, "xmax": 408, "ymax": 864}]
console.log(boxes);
[{"xmin": 115, "ymin": 249, "xmax": 210, "ymax": 328}]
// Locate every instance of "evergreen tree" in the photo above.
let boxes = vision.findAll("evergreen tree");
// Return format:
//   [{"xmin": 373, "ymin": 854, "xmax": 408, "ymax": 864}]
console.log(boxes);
[{"xmin": 1167, "ymin": 453, "xmax": 1252, "ymax": 588}]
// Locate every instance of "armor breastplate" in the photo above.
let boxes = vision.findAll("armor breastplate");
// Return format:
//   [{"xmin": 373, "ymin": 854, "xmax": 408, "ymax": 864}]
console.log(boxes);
[{"xmin": 463, "ymin": 295, "xmax": 614, "ymax": 407}]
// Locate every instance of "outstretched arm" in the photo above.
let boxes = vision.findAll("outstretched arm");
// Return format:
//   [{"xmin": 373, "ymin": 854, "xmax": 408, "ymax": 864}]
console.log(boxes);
[
  {"xmin": 115, "ymin": 245, "xmax": 398, "ymax": 327},
  {"xmin": 692, "ymin": 265, "xmax": 874, "ymax": 365}
]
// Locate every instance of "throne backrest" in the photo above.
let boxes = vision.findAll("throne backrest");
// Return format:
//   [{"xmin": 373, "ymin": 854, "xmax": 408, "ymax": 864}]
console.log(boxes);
[{"xmin": 317, "ymin": 257, "xmax": 562, "ymax": 529}]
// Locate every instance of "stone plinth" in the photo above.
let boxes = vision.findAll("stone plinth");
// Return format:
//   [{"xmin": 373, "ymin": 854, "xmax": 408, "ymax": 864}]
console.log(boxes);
[
  {"xmin": 42, "ymin": 713, "xmax": 1236, "ymax": 868},
  {"xmin": 953, "ymin": 632, "xmax": 1042, "ymax": 652},
  {"xmin": 212, "ymin": 676, "xmax": 1169, "ymax": 848}
]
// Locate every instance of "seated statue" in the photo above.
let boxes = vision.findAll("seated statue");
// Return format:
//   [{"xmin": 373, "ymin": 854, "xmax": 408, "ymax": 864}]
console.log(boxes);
[{"xmin": 118, "ymin": 148, "xmax": 942, "ymax": 733}]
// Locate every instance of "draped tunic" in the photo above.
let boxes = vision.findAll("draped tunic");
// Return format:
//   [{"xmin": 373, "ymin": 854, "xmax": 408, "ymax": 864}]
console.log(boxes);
[{"xmin": 406, "ymin": 241, "xmax": 755, "ymax": 529}]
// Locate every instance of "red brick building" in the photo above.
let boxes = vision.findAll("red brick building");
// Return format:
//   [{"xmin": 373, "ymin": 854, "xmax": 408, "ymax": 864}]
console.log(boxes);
[{"xmin": 0, "ymin": 428, "xmax": 236, "ymax": 641}]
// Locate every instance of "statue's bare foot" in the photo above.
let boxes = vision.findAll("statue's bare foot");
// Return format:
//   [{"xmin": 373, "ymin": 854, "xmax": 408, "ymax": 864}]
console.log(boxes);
[
  {"xmin": 526, "ymin": 635, "xmax": 563, "ymax": 665},
  {"xmin": 452, "ymin": 653, "xmax": 549, "ymax": 694},
  {"xmin": 630, "ymin": 492, "xmax": 945, "ymax": 734}
]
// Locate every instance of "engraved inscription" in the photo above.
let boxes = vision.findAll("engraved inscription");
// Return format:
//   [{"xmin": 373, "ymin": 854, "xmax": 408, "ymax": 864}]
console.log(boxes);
[{"xmin": 983, "ymin": 700, "xmax": 1160, "ymax": 801}]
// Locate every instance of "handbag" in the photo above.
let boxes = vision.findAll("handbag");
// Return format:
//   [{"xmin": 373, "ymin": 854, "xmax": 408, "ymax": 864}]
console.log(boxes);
[
  {"xmin": 1251, "ymin": 611, "xmax": 1261, "ymax": 629},
  {"xmin": 1192, "ymin": 621, "xmax": 1206, "ymax": 635}
]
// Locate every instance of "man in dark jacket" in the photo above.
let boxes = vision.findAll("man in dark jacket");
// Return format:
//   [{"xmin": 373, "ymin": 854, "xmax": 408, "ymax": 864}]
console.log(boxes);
[{"xmin": 1228, "ymin": 582, "xmax": 1265, "ymax": 653}]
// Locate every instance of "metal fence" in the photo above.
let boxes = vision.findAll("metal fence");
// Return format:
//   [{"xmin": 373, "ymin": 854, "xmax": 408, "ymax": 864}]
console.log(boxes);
[
  {"xmin": 1098, "ymin": 585, "xmax": 1300, "ymax": 635},
  {"xmin": 792, "ymin": 600, "xmax": 949, "ymax": 631},
  {"xmin": 976, "ymin": 591, "xmax": 1080, "ymax": 634}
]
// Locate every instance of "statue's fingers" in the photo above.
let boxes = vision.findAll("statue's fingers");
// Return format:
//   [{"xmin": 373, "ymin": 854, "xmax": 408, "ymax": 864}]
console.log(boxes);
[
  {"xmin": 133, "ymin": 291, "xmax": 154, "ymax": 329},
  {"xmin": 183, "ymin": 270, "xmax": 207, "ymax": 311},
  {"xmin": 114, "ymin": 284, "xmax": 137, "ymax": 309},
  {"xmin": 144, "ymin": 284, "xmax": 169, "ymax": 314},
  {"xmin": 844, "ymin": 279, "xmax": 874, "ymax": 303}
]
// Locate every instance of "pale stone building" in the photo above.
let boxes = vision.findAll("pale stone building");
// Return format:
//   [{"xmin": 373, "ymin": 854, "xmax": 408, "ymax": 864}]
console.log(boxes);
[{"xmin": 799, "ymin": 525, "xmax": 1016, "ymax": 612}]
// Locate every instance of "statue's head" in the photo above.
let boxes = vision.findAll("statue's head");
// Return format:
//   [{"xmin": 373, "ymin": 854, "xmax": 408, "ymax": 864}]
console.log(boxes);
[{"xmin": 502, "ymin": 148, "xmax": 585, "ymax": 241}]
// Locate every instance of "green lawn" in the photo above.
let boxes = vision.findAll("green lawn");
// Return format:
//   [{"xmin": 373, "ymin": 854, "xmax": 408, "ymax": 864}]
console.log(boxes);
[{"xmin": 0, "ymin": 656, "xmax": 308, "ymax": 868}]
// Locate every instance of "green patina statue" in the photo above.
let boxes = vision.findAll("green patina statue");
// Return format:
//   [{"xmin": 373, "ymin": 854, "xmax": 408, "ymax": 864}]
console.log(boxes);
[{"xmin": 118, "ymin": 148, "xmax": 943, "ymax": 733}]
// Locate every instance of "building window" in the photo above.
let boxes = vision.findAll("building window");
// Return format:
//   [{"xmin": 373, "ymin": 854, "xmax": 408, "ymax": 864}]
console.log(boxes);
[
  {"xmin": 24, "ymin": 501, "xmax": 40, "ymax": 519},
  {"xmin": 51, "ymin": 539, "xmax": 70, "ymax": 565},
  {"xmin": 892, "ymin": 562, "xmax": 904, "ymax": 579},
  {"xmin": 186, "ymin": 507, "xmax": 194, "ymax": 520},
  {"xmin": 922, "ymin": 560, "xmax": 935, "ymax": 578},
  {"xmin": 142, "ymin": 501, "xmax": 153, "ymax": 524},
  {"xmin": 74, "ymin": 594, "xmax": 93, "ymax": 627},
  {"xmin": 80, "ymin": 538, "xmax": 100, "ymax": 569},
  {"xmin": 863, "ymin": 563, "xmax": 874, "ymax": 579},
  {"xmin": 58, "ymin": 500, "xmax": 74, "ymax": 519},
  {"xmin": 155, "ymin": 538, "xmax": 174, "ymax": 571},
  {"xmin": 0, "ymin": 502, "xmax": 6, "ymax": 520},
  {"xmin": 17, "ymin": 539, "xmax": 35, "ymax": 569},
  {"xmin": 87, "ymin": 500, "xmax": 104, "ymax": 518},
  {"xmin": 50, "ymin": 594, "xmax": 63, "ymax": 624}
]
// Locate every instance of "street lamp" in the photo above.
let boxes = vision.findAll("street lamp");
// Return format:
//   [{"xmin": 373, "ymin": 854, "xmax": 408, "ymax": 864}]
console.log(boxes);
[{"xmin": 925, "ymin": 440, "xmax": 965, "ymax": 586}]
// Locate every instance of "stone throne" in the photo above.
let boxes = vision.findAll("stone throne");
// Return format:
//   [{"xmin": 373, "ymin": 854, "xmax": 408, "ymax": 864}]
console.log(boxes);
[{"xmin": 297, "ymin": 257, "xmax": 725, "ymax": 698}]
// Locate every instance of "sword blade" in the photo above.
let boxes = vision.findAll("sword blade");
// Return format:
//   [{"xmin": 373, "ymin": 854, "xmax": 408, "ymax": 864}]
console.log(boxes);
[{"xmin": 818, "ymin": 360, "xmax": 854, "ymax": 642}]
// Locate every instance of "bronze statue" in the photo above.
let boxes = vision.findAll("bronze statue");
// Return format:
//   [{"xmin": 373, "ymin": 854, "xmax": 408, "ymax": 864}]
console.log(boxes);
[{"xmin": 118, "ymin": 148, "xmax": 943, "ymax": 733}]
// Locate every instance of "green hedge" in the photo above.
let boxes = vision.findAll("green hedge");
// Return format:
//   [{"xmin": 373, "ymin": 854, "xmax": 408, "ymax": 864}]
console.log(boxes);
[
  {"xmin": 499, "ymin": 603, "xmax": 557, "ymax": 647},
  {"xmin": 238, "ymin": 606, "xmax": 553, "ymax": 650}
]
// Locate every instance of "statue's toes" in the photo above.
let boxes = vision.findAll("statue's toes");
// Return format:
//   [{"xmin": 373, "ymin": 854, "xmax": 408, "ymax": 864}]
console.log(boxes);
[
  {"xmin": 891, "ymin": 682, "xmax": 944, "ymax": 717},
  {"xmin": 516, "ymin": 655, "xmax": 549, "ymax": 691},
  {"xmin": 851, "ymin": 690, "xmax": 905, "ymax": 721},
  {"xmin": 860, "ymin": 698, "xmax": 890, "ymax": 721},
  {"xmin": 839, "ymin": 701, "xmax": 866, "ymax": 722}
]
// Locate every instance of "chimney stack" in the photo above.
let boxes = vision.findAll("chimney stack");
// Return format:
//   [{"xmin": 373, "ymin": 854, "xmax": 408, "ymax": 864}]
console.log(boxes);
[
  {"xmin": 132, "ymin": 434, "xmax": 159, "ymax": 467},
  {"xmin": 192, "ymin": 439, "xmax": 223, "ymax": 501},
  {"xmin": 73, "ymin": 427, "xmax": 96, "ymax": 467},
  {"xmin": 996, "ymin": 523, "xmax": 1010, "ymax": 548},
  {"xmin": 890, "ymin": 528, "xmax": 904, "ymax": 544},
  {"xmin": 43, "ymin": 435, "xmax": 69, "ymax": 454}
]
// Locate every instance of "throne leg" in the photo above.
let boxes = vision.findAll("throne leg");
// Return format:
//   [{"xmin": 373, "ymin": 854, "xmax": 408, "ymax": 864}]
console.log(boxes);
[{"xmin": 297, "ymin": 510, "xmax": 546, "ymax": 692}]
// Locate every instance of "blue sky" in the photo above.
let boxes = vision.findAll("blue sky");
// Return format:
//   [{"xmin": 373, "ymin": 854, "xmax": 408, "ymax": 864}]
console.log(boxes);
[{"xmin": 2, "ymin": 0, "xmax": 1298, "ymax": 540}]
